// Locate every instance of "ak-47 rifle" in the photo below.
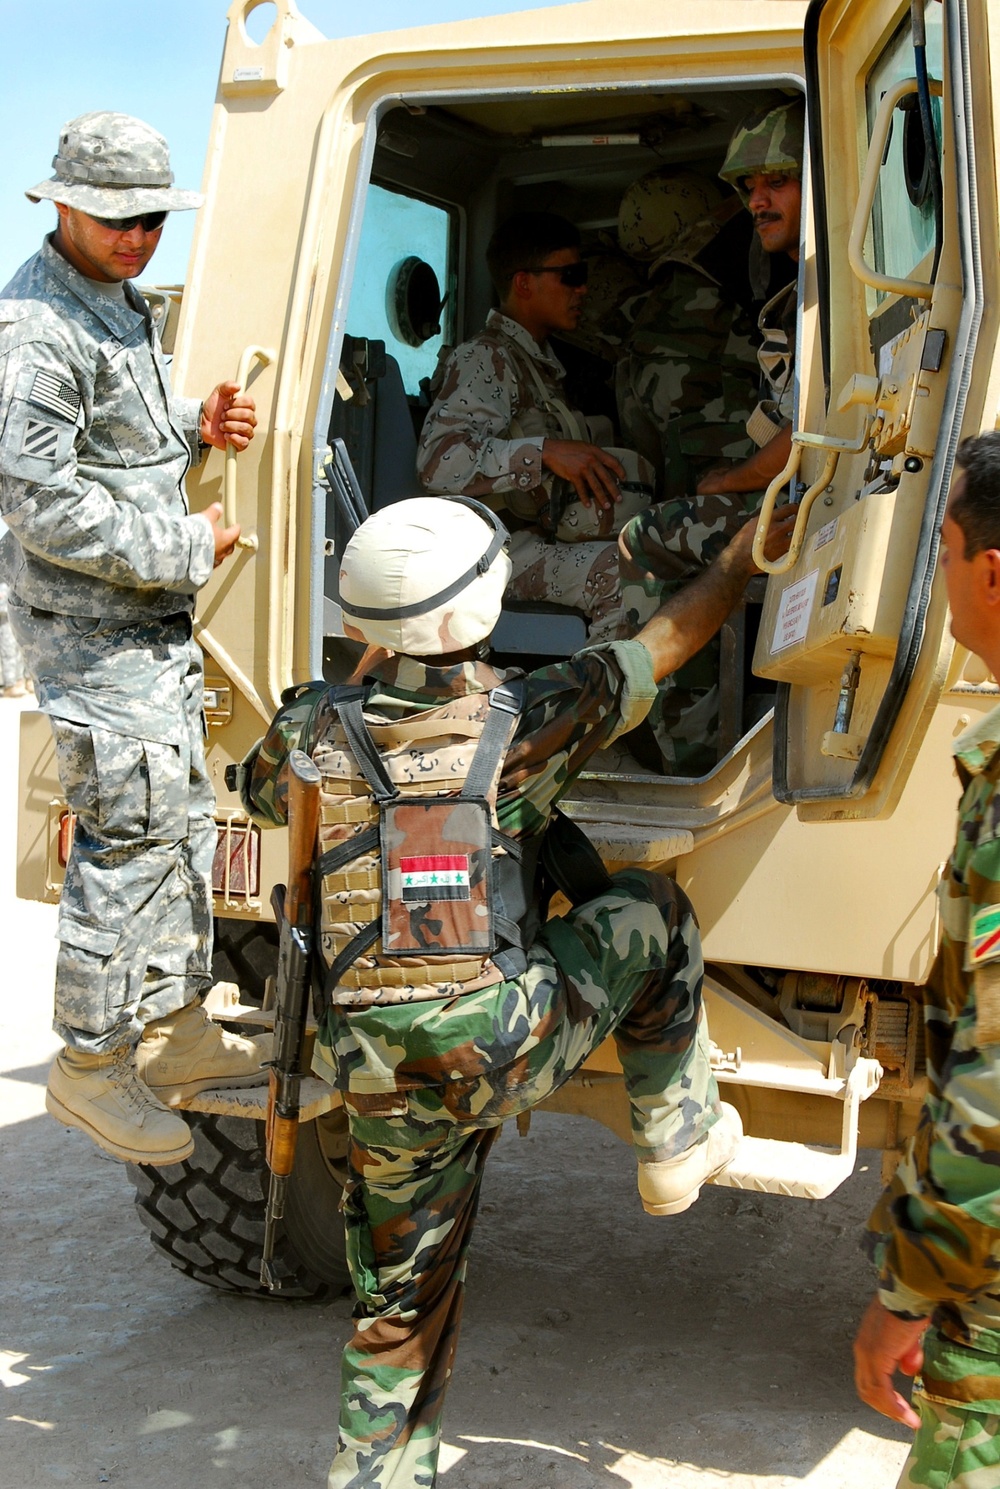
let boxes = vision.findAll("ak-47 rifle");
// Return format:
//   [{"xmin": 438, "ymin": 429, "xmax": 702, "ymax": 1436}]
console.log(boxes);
[{"xmin": 260, "ymin": 748, "xmax": 322, "ymax": 1291}]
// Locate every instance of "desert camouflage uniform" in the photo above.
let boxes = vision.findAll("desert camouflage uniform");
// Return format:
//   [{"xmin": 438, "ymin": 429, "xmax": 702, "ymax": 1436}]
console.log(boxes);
[
  {"xmin": 417, "ymin": 310, "xmax": 626, "ymax": 645},
  {"xmin": 867, "ymin": 705, "xmax": 1000, "ymax": 1488},
  {"xmin": 619, "ymin": 279, "xmax": 797, "ymax": 774},
  {"xmin": 247, "ymin": 641, "xmax": 722, "ymax": 1489},
  {"xmin": 0, "ymin": 235, "xmax": 216, "ymax": 1054}
]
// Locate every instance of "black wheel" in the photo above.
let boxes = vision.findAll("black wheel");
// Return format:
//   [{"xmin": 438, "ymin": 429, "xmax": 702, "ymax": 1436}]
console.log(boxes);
[
  {"xmin": 127, "ymin": 1106, "xmax": 352, "ymax": 1299},
  {"xmin": 211, "ymin": 918, "xmax": 280, "ymax": 1005}
]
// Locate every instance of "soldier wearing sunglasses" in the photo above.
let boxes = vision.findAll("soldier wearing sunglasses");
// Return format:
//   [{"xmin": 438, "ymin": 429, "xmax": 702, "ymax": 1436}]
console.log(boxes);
[
  {"xmin": 417, "ymin": 211, "xmax": 633, "ymax": 647},
  {"xmin": 0, "ymin": 112, "xmax": 269, "ymax": 1168}
]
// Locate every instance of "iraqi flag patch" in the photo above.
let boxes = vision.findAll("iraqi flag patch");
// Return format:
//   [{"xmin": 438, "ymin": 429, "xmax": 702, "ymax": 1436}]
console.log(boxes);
[
  {"xmin": 399, "ymin": 855, "xmax": 471, "ymax": 901},
  {"xmin": 970, "ymin": 905, "xmax": 1000, "ymax": 964}
]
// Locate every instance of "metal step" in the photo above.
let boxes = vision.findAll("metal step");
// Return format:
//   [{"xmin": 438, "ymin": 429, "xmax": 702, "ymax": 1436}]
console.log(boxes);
[
  {"xmin": 711, "ymin": 1134, "xmax": 859, "ymax": 1200},
  {"xmin": 710, "ymin": 1056, "xmax": 880, "ymax": 1199}
]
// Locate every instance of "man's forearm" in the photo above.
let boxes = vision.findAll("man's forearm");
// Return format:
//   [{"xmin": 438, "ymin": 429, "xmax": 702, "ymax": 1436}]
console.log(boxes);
[
  {"xmin": 636, "ymin": 537, "xmax": 754, "ymax": 683},
  {"xmin": 709, "ymin": 424, "xmax": 793, "ymax": 495}
]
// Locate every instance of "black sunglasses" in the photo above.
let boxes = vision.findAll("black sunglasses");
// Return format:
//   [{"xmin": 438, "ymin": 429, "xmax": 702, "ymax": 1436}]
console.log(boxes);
[
  {"xmin": 89, "ymin": 211, "xmax": 168, "ymax": 233},
  {"xmin": 520, "ymin": 261, "xmax": 589, "ymax": 288}
]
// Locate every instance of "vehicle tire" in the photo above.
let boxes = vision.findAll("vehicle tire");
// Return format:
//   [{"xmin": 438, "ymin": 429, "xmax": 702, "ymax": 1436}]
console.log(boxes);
[
  {"xmin": 127, "ymin": 1105, "xmax": 352, "ymax": 1299},
  {"xmin": 211, "ymin": 918, "xmax": 279, "ymax": 1005}
]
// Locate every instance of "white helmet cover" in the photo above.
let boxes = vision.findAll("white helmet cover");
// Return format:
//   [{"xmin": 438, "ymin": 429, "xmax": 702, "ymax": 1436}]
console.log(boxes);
[{"xmin": 339, "ymin": 497, "xmax": 512, "ymax": 655}]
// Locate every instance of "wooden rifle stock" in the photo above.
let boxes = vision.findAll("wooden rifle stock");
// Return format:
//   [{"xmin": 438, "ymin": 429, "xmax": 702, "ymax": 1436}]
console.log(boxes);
[{"xmin": 261, "ymin": 748, "xmax": 321, "ymax": 1290}]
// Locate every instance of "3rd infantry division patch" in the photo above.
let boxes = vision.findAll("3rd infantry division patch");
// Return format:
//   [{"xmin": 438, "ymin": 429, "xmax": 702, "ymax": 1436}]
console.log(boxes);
[{"xmin": 21, "ymin": 419, "xmax": 60, "ymax": 460}]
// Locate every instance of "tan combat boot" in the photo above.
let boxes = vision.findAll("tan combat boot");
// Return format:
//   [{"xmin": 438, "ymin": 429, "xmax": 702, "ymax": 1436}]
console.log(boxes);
[
  {"xmin": 46, "ymin": 1045, "xmax": 194, "ymax": 1165},
  {"xmin": 637, "ymin": 1103, "xmax": 743, "ymax": 1216},
  {"xmin": 136, "ymin": 1000, "xmax": 272, "ymax": 1108}
]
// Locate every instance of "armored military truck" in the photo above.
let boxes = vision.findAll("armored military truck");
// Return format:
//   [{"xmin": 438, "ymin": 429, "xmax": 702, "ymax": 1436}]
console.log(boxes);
[{"xmin": 17, "ymin": 0, "xmax": 994, "ymax": 1297}]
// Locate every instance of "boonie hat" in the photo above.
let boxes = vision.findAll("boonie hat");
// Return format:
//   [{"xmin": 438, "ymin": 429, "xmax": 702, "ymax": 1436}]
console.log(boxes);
[
  {"xmin": 339, "ymin": 498, "xmax": 512, "ymax": 656},
  {"xmin": 26, "ymin": 112, "xmax": 203, "ymax": 217}
]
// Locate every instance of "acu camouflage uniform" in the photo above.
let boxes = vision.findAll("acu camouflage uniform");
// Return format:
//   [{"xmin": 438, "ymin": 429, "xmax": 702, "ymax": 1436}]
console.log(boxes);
[
  {"xmin": 0, "ymin": 235, "xmax": 216, "ymax": 1054},
  {"xmin": 246, "ymin": 639, "xmax": 723, "ymax": 1489},
  {"xmin": 867, "ymin": 705, "xmax": 1000, "ymax": 1489},
  {"xmin": 0, "ymin": 579, "xmax": 25, "ymax": 688},
  {"xmin": 416, "ymin": 310, "xmax": 626, "ymax": 646}
]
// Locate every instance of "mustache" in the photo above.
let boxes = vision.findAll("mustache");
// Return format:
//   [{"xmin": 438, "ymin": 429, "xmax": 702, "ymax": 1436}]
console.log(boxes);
[{"xmin": 753, "ymin": 212, "xmax": 782, "ymax": 226}]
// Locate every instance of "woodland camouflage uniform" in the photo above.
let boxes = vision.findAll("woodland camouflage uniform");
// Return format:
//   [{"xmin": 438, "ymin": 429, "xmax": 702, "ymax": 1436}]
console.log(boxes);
[
  {"xmin": 868, "ymin": 705, "xmax": 1000, "ymax": 1488},
  {"xmin": 619, "ymin": 99, "xmax": 803, "ymax": 775},
  {"xmin": 416, "ymin": 310, "xmax": 626, "ymax": 645},
  {"xmin": 246, "ymin": 640, "xmax": 724, "ymax": 1488}
]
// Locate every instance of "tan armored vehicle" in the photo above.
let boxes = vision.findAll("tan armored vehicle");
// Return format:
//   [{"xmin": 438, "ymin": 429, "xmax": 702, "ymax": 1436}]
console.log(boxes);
[{"xmin": 17, "ymin": 0, "xmax": 996, "ymax": 1296}]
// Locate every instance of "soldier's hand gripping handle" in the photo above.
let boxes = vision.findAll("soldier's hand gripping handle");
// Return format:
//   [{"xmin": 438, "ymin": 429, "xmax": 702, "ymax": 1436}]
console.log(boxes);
[{"xmin": 261, "ymin": 749, "xmax": 321, "ymax": 1290}]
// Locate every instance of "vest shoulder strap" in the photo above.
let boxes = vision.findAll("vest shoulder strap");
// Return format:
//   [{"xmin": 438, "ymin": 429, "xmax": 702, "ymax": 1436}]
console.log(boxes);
[{"xmin": 462, "ymin": 679, "xmax": 525, "ymax": 799}]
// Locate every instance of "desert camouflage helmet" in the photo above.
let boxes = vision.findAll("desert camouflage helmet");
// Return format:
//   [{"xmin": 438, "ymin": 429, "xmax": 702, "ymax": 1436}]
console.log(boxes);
[
  {"xmin": 719, "ymin": 99, "xmax": 805, "ymax": 204},
  {"xmin": 618, "ymin": 168, "xmax": 727, "ymax": 264},
  {"xmin": 26, "ymin": 112, "xmax": 203, "ymax": 217},
  {"xmin": 339, "ymin": 498, "xmax": 513, "ymax": 656}
]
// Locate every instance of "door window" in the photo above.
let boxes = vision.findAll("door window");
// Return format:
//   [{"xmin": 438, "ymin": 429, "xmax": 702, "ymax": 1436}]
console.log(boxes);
[
  {"xmin": 345, "ymin": 184, "xmax": 453, "ymax": 395},
  {"xmin": 864, "ymin": 2, "xmax": 943, "ymax": 307}
]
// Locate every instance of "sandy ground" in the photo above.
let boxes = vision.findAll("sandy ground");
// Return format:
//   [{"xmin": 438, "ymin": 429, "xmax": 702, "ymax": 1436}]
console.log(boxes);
[{"xmin": 0, "ymin": 694, "xmax": 915, "ymax": 1488}]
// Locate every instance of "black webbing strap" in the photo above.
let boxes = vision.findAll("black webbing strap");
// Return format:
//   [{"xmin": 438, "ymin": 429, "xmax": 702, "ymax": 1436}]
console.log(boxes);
[
  {"xmin": 462, "ymin": 680, "xmax": 525, "ymax": 799},
  {"xmin": 323, "ymin": 920, "xmax": 381, "ymax": 1002},
  {"xmin": 337, "ymin": 695, "xmax": 398, "ymax": 803},
  {"xmin": 317, "ymin": 825, "xmax": 379, "ymax": 880}
]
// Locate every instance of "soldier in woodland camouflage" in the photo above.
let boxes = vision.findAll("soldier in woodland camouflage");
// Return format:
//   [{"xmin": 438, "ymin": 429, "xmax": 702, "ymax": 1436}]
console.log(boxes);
[
  {"xmin": 243, "ymin": 494, "xmax": 795, "ymax": 1489},
  {"xmin": 417, "ymin": 212, "xmax": 635, "ymax": 646},
  {"xmin": 854, "ymin": 433, "xmax": 1000, "ymax": 1489},
  {"xmin": 615, "ymin": 167, "xmax": 760, "ymax": 500},
  {"xmin": 0, "ymin": 112, "xmax": 269, "ymax": 1167},
  {"xmin": 619, "ymin": 99, "xmax": 804, "ymax": 774}
]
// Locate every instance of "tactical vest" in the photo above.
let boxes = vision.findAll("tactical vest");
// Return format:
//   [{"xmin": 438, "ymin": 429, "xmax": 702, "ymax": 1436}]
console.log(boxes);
[{"xmin": 311, "ymin": 679, "xmax": 540, "ymax": 1010}]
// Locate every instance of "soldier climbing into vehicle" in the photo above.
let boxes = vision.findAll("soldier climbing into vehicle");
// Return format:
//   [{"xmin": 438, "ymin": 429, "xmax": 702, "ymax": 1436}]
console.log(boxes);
[{"xmin": 238, "ymin": 489, "xmax": 795, "ymax": 1488}]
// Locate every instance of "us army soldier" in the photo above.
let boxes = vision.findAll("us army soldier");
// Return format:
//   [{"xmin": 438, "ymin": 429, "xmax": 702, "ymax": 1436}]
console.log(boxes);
[
  {"xmin": 854, "ymin": 434, "xmax": 1000, "ymax": 1488},
  {"xmin": 0, "ymin": 113, "xmax": 270, "ymax": 1167},
  {"xmin": 619, "ymin": 99, "xmax": 804, "ymax": 773},
  {"xmin": 417, "ymin": 211, "xmax": 634, "ymax": 646}
]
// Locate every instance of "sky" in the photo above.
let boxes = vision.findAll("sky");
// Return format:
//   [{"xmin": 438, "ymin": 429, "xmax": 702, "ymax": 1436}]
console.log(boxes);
[{"xmin": 0, "ymin": 0, "xmax": 578, "ymax": 289}]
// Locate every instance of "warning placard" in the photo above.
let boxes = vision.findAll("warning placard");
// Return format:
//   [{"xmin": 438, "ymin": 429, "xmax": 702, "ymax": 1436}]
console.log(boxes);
[{"xmin": 771, "ymin": 570, "xmax": 819, "ymax": 653}]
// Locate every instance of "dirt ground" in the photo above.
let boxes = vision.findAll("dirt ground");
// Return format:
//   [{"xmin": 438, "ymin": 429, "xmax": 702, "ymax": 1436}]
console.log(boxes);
[{"xmin": 0, "ymin": 695, "xmax": 914, "ymax": 1488}]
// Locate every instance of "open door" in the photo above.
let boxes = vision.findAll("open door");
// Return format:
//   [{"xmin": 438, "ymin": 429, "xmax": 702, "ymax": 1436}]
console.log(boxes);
[{"xmin": 751, "ymin": 0, "xmax": 998, "ymax": 819}]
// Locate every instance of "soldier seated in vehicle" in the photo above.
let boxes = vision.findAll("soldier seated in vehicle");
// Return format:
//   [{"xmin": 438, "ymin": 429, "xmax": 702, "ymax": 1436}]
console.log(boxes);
[
  {"xmin": 416, "ymin": 210, "xmax": 654, "ymax": 647},
  {"xmin": 615, "ymin": 165, "xmax": 762, "ymax": 503},
  {"xmin": 618, "ymin": 98, "xmax": 804, "ymax": 775},
  {"xmin": 241, "ymin": 492, "xmax": 793, "ymax": 1489}
]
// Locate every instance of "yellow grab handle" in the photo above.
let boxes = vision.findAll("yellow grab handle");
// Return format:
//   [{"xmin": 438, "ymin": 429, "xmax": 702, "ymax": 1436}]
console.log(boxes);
[
  {"xmin": 223, "ymin": 344, "xmax": 275, "ymax": 551},
  {"xmin": 848, "ymin": 77, "xmax": 941, "ymax": 301},
  {"xmin": 751, "ymin": 442, "xmax": 839, "ymax": 577}
]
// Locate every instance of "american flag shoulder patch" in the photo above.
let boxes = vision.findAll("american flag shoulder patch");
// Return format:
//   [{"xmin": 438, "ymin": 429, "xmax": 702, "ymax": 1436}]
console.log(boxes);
[
  {"xmin": 399, "ymin": 854, "xmax": 471, "ymax": 902},
  {"xmin": 29, "ymin": 369, "xmax": 81, "ymax": 423},
  {"xmin": 20, "ymin": 419, "xmax": 61, "ymax": 461}
]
